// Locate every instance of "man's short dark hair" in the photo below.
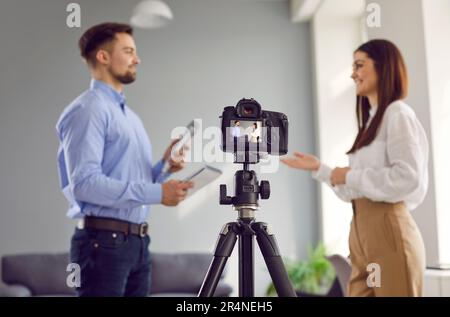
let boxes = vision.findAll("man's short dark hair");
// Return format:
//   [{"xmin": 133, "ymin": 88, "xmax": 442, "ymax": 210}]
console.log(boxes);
[{"xmin": 79, "ymin": 22, "xmax": 133, "ymax": 67}]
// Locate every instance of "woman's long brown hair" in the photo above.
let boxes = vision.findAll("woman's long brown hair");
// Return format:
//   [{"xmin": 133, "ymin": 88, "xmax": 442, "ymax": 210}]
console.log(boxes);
[{"xmin": 347, "ymin": 39, "xmax": 408, "ymax": 154}]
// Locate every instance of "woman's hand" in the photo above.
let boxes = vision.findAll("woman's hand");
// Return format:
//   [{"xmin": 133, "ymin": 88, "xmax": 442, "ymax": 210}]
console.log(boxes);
[
  {"xmin": 330, "ymin": 167, "xmax": 351, "ymax": 186},
  {"xmin": 281, "ymin": 151, "xmax": 320, "ymax": 171}
]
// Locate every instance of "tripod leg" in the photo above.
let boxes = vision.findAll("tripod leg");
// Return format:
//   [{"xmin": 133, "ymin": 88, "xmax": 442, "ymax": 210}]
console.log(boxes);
[
  {"xmin": 198, "ymin": 222, "xmax": 238, "ymax": 297},
  {"xmin": 239, "ymin": 219, "xmax": 255, "ymax": 297},
  {"xmin": 252, "ymin": 222, "xmax": 297, "ymax": 297}
]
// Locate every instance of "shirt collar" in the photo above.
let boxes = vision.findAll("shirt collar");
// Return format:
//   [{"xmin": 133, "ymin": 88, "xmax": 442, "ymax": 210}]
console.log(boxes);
[{"xmin": 90, "ymin": 79, "xmax": 126, "ymax": 108}]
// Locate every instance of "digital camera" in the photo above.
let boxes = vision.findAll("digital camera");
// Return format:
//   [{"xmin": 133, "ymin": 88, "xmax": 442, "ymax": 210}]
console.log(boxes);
[{"xmin": 220, "ymin": 98, "xmax": 288, "ymax": 159}]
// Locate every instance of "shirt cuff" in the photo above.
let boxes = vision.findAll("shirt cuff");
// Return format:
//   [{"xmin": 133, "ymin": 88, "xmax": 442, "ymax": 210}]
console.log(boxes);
[
  {"xmin": 346, "ymin": 169, "xmax": 361, "ymax": 190},
  {"xmin": 157, "ymin": 170, "xmax": 172, "ymax": 183},
  {"xmin": 143, "ymin": 183, "xmax": 163, "ymax": 204},
  {"xmin": 153, "ymin": 159, "xmax": 173, "ymax": 183},
  {"xmin": 311, "ymin": 163, "xmax": 332, "ymax": 183},
  {"xmin": 153, "ymin": 159, "xmax": 166, "ymax": 176}
]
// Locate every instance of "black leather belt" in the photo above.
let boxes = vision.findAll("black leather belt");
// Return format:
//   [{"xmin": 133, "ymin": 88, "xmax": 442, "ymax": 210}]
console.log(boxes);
[{"xmin": 80, "ymin": 216, "xmax": 149, "ymax": 237}]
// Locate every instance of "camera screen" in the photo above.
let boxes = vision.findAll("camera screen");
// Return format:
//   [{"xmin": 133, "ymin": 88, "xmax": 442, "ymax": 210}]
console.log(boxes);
[{"xmin": 230, "ymin": 120, "xmax": 262, "ymax": 143}]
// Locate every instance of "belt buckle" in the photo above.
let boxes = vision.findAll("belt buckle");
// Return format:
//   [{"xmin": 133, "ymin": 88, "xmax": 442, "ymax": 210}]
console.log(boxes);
[
  {"xmin": 139, "ymin": 222, "xmax": 148, "ymax": 237},
  {"xmin": 77, "ymin": 219, "xmax": 85, "ymax": 230}
]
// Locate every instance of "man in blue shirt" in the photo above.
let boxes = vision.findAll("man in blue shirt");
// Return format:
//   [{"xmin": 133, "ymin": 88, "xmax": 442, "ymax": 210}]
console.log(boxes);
[
  {"xmin": 56, "ymin": 22, "xmax": 193, "ymax": 296},
  {"xmin": 231, "ymin": 120, "xmax": 241, "ymax": 138}
]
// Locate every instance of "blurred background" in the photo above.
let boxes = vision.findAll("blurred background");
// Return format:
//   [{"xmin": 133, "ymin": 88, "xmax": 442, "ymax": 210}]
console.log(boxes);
[{"xmin": 0, "ymin": 0, "xmax": 449, "ymax": 296}]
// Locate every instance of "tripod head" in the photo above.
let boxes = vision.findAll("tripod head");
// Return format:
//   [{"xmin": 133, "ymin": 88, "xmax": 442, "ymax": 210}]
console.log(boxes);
[
  {"xmin": 201, "ymin": 160, "xmax": 297, "ymax": 297},
  {"xmin": 219, "ymin": 163, "xmax": 270, "ymax": 218}
]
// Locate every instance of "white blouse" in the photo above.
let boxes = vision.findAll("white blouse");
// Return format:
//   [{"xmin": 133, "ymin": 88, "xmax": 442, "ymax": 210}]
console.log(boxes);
[{"xmin": 312, "ymin": 100, "xmax": 429, "ymax": 211}]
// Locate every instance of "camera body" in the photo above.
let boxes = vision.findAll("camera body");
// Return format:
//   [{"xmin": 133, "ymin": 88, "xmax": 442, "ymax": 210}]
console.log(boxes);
[{"xmin": 220, "ymin": 98, "xmax": 288, "ymax": 158}]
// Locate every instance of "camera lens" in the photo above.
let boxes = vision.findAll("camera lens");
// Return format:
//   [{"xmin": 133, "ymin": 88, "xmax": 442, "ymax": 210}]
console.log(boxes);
[
  {"xmin": 243, "ymin": 106, "xmax": 254, "ymax": 116},
  {"xmin": 237, "ymin": 104, "xmax": 257, "ymax": 118},
  {"xmin": 236, "ymin": 99, "xmax": 261, "ymax": 118}
]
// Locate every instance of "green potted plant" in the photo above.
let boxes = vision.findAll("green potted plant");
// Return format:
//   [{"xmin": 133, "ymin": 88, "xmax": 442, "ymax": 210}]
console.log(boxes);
[{"xmin": 266, "ymin": 242, "xmax": 336, "ymax": 297}]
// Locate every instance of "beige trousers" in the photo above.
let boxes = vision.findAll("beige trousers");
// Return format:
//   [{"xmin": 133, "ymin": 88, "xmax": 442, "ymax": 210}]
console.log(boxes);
[{"xmin": 347, "ymin": 198, "xmax": 426, "ymax": 297}]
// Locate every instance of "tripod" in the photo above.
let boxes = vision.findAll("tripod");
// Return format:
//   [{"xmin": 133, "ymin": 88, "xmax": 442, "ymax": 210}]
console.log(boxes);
[{"xmin": 198, "ymin": 161, "xmax": 297, "ymax": 297}]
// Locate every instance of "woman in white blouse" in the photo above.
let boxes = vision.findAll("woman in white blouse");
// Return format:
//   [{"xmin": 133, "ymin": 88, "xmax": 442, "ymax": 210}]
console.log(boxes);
[
  {"xmin": 282, "ymin": 39, "xmax": 428, "ymax": 297},
  {"xmin": 250, "ymin": 123, "xmax": 261, "ymax": 143}
]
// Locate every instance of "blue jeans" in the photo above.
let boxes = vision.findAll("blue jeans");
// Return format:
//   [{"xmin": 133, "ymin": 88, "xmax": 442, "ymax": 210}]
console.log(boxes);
[{"xmin": 70, "ymin": 227, "xmax": 151, "ymax": 297}]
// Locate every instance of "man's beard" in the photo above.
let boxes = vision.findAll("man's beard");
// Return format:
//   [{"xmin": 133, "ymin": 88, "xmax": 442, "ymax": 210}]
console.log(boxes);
[{"xmin": 112, "ymin": 69, "xmax": 136, "ymax": 84}]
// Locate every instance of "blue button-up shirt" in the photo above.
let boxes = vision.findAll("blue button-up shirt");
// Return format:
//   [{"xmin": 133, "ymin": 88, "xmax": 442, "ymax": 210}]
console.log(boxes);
[{"xmin": 56, "ymin": 79, "xmax": 169, "ymax": 224}]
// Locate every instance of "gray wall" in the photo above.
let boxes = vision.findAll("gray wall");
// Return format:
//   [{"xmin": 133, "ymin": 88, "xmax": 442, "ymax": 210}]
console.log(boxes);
[{"xmin": 0, "ymin": 0, "xmax": 317, "ymax": 295}]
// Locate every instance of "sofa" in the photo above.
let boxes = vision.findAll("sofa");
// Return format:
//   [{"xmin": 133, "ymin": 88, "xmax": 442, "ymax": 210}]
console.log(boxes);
[{"xmin": 0, "ymin": 252, "xmax": 232, "ymax": 297}]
